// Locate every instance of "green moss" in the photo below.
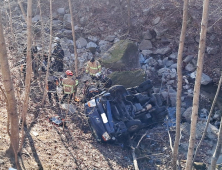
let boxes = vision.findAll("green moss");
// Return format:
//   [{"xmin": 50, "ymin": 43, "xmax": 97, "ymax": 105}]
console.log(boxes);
[
  {"xmin": 102, "ymin": 40, "xmax": 136, "ymax": 63},
  {"xmin": 109, "ymin": 70, "xmax": 146, "ymax": 88}
]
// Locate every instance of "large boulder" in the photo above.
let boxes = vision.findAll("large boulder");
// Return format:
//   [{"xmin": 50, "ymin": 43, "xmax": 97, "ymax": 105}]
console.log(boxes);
[
  {"xmin": 108, "ymin": 70, "xmax": 146, "ymax": 88},
  {"xmin": 139, "ymin": 40, "xmax": 152, "ymax": 50},
  {"xmin": 101, "ymin": 40, "xmax": 139, "ymax": 70},
  {"xmin": 190, "ymin": 71, "xmax": 212, "ymax": 85}
]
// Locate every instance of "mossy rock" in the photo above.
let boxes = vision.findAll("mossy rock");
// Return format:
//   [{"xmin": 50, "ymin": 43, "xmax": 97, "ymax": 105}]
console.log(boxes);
[
  {"xmin": 101, "ymin": 40, "xmax": 139, "ymax": 70},
  {"xmin": 108, "ymin": 70, "xmax": 146, "ymax": 88}
]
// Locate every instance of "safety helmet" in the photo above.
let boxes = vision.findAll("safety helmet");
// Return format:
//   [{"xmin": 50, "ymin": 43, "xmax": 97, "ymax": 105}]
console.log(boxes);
[
  {"xmin": 65, "ymin": 70, "xmax": 73, "ymax": 76},
  {"xmin": 54, "ymin": 37, "xmax": 60, "ymax": 43}
]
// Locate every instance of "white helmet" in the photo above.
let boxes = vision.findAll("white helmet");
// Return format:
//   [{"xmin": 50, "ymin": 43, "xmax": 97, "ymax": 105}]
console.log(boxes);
[
  {"xmin": 54, "ymin": 37, "xmax": 60, "ymax": 43},
  {"xmin": 95, "ymin": 72, "xmax": 101, "ymax": 78}
]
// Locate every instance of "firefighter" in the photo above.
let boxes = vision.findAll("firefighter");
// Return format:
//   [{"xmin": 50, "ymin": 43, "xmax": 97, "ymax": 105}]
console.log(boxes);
[
  {"xmin": 85, "ymin": 57, "xmax": 101, "ymax": 79},
  {"xmin": 52, "ymin": 37, "xmax": 64, "ymax": 72},
  {"xmin": 47, "ymin": 70, "xmax": 59, "ymax": 105},
  {"xmin": 60, "ymin": 70, "xmax": 78, "ymax": 104}
]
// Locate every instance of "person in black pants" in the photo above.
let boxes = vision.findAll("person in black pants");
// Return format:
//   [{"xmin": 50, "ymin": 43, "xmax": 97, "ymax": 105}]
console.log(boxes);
[
  {"xmin": 47, "ymin": 70, "xmax": 59, "ymax": 105},
  {"xmin": 52, "ymin": 38, "xmax": 64, "ymax": 72}
]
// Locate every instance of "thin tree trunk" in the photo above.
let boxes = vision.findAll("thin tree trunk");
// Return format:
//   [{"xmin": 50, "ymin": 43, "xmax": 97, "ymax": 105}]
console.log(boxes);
[
  {"xmin": 68, "ymin": 0, "xmax": 78, "ymax": 77},
  {"xmin": 172, "ymin": 0, "xmax": 189, "ymax": 169},
  {"xmin": 127, "ymin": 0, "xmax": 131, "ymax": 34},
  {"xmin": 41, "ymin": 0, "xmax": 53, "ymax": 105},
  {"xmin": 210, "ymin": 116, "xmax": 222, "ymax": 170},
  {"xmin": 185, "ymin": 0, "xmax": 210, "ymax": 169},
  {"xmin": 21, "ymin": 0, "xmax": 32, "ymax": 126},
  {"xmin": 18, "ymin": 0, "xmax": 27, "ymax": 22},
  {"xmin": 19, "ymin": 0, "xmax": 32, "ymax": 153},
  {"xmin": 8, "ymin": 0, "xmax": 14, "ymax": 39},
  {"xmin": 193, "ymin": 71, "xmax": 222, "ymax": 162},
  {"xmin": 0, "ymin": 11, "xmax": 19, "ymax": 169},
  {"xmin": 37, "ymin": 0, "xmax": 44, "ymax": 90}
]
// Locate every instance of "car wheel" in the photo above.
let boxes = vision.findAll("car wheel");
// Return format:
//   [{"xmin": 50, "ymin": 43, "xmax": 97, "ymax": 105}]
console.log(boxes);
[
  {"xmin": 126, "ymin": 119, "xmax": 142, "ymax": 132},
  {"xmin": 88, "ymin": 119, "xmax": 101, "ymax": 142}
]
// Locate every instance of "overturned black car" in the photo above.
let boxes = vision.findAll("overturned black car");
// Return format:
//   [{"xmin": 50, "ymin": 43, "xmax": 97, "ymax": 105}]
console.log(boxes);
[{"xmin": 84, "ymin": 80, "xmax": 168, "ymax": 143}]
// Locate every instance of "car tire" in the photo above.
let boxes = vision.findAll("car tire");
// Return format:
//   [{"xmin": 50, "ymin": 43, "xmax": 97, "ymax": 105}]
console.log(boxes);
[
  {"xmin": 126, "ymin": 119, "xmax": 142, "ymax": 132},
  {"xmin": 109, "ymin": 85, "xmax": 128, "ymax": 99},
  {"xmin": 88, "ymin": 119, "xmax": 101, "ymax": 142}
]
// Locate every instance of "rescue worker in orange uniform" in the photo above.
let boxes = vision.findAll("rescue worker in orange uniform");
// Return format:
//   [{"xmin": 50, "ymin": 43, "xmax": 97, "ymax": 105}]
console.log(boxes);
[
  {"xmin": 60, "ymin": 70, "xmax": 78, "ymax": 104},
  {"xmin": 85, "ymin": 57, "xmax": 101, "ymax": 78}
]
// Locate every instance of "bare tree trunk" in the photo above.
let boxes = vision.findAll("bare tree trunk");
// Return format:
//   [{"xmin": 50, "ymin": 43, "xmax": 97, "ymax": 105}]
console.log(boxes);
[
  {"xmin": 18, "ymin": 0, "xmax": 27, "ymax": 22},
  {"xmin": 8, "ymin": 0, "xmax": 14, "ymax": 39},
  {"xmin": 41, "ymin": 0, "xmax": 53, "ymax": 105},
  {"xmin": 37, "ymin": 0, "xmax": 44, "ymax": 90},
  {"xmin": 0, "ymin": 11, "xmax": 19, "ymax": 169},
  {"xmin": 172, "ymin": 0, "xmax": 189, "ymax": 169},
  {"xmin": 127, "ymin": 0, "xmax": 131, "ymax": 34},
  {"xmin": 21, "ymin": 0, "xmax": 32, "ymax": 126},
  {"xmin": 68, "ymin": 0, "xmax": 78, "ymax": 77},
  {"xmin": 193, "ymin": 71, "xmax": 222, "ymax": 162},
  {"xmin": 185, "ymin": 0, "xmax": 210, "ymax": 169},
  {"xmin": 210, "ymin": 115, "xmax": 222, "ymax": 170}
]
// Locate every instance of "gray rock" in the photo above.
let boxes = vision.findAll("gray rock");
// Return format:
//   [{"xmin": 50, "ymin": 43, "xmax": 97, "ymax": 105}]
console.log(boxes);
[
  {"xmin": 101, "ymin": 40, "xmax": 139, "ymax": 70},
  {"xmin": 195, "ymin": 35, "xmax": 200, "ymax": 43},
  {"xmin": 141, "ymin": 64, "xmax": 150, "ymax": 70},
  {"xmin": 32, "ymin": 15, "xmax": 40, "ymax": 23},
  {"xmin": 169, "ymin": 53, "xmax": 177, "ymax": 59},
  {"xmin": 157, "ymin": 59, "xmax": 163, "ymax": 66},
  {"xmin": 185, "ymin": 63, "xmax": 195, "ymax": 72},
  {"xmin": 105, "ymin": 35, "xmax": 116, "ymax": 42},
  {"xmin": 207, "ymin": 46, "xmax": 218, "ymax": 55},
  {"xmin": 52, "ymin": 12, "xmax": 59, "ymax": 20},
  {"xmin": 143, "ymin": 8, "xmax": 150, "ymax": 16},
  {"xmin": 141, "ymin": 50, "xmax": 152, "ymax": 56},
  {"xmin": 190, "ymin": 71, "xmax": 212, "ymax": 85},
  {"xmin": 200, "ymin": 108, "xmax": 208, "ymax": 119},
  {"xmin": 63, "ymin": 30, "xmax": 73, "ymax": 39},
  {"xmin": 170, "ymin": 63, "xmax": 177, "ymax": 69},
  {"xmin": 80, "ymin": 17, "xmax": 87, "ymax": 26},
  {"xmin": 52, "ymin": 20, "xmax": 63, "ymax": 30},
  {"xmin": 182, "ymin": 107, "xmax": 192, "ymax": 122},
  {"xmin": 170, "ymin": 71, "xmax": 176, "ymax": 79},
  {"xmin": 196, "ymin": 121, "xmax": 218, "ymax": 139},
  {"xmin": 63, "ymin": 14, "xmax": 71, "ymax": 29},
  {"xmin": 154, "ymin": 28, "xmax": 168, "ymax": 39},
  {"xmin": 0, "ymin": 159, "xmax": 4, "ymax": 164},
  {"xmin": 99, "ymin": 40, "xmax": 109, "ymax": 46},
  {"xmin": 166, "ymin": 80, "xmax": 175, "ymax": 85},
  {"xmin": 86, "ymin": 42, "xmax": 97, "ymax": 49},
  {"xmin": 57, "ymin": 8, "xmax": 65, "ymax": 15},
  {"xmin": 191, "ymin": 58, "xmax": 197, "ymax": 66},
  {"xmin": 76, "ymin": 37, "xmax": 87, "ymax": 49},
  {"xmin": 145, "ymin": 57, "xmax": 158, "ymax": 67},
  {"xmin": 139, "ymin": 53, "xmax": 145, "ymax": 64},
  {"xmin": 157, "ymin": 68, "xmax": 171, "ymax": 76},
  {"xmin": 213, "ymin": 110, "xmax": 221, "ymax": 120},
  {"xmin": 161, "ymin": 91, "xmax": 168, "ymax": 101},
  {"xmin": 88, "ymin": 35, "xmax": 99, "ymax": 42},
  {"xmin": 183, "ymin": 55, "xmax": 193, "ymax": 63},
  {"xmin": 165, "ymin": 60, "xmax": 174, "ymax": 67},
  {"xmin": 143, "ymin": 30, "xmax": 152, "ymax": 40},
  {"xmin": 152, "ymin": 17, "xmax": 161, "ymax": 25},
  {"xmin": 114, "ymin": 38, "xmax": 120, "ymax": 43},
  {"xmin": 139, "ymin": 40, "xmax": 152, "ymax": 50},
  {"xmin": 154, "ymin": 47, "xmax": 171, "ymax": 55}
]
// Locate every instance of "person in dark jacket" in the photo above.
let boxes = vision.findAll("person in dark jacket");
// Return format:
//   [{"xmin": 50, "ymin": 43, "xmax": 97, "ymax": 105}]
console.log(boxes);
[
  {"xmin": 52, "ymin": 38, "xmax": 64, "ymax": 72},
  {"xmin": 23, "ymin": 46, "xmax": 40, "ymax": 79},
  {"xmin": 47, "ymin": 70, "xmax": 59, "ymax": 105}
]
